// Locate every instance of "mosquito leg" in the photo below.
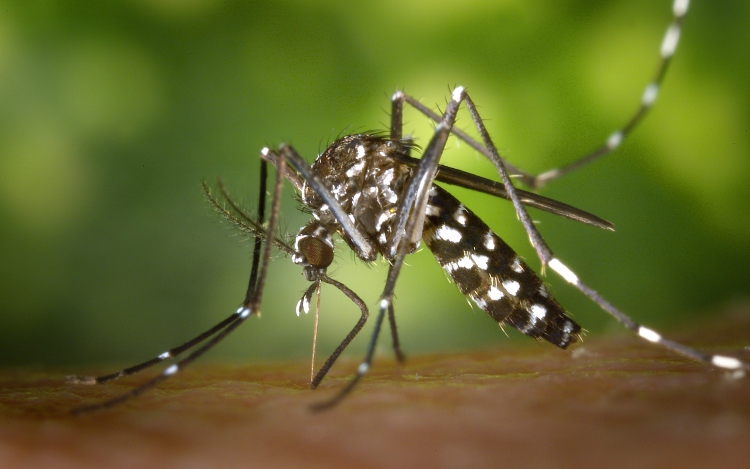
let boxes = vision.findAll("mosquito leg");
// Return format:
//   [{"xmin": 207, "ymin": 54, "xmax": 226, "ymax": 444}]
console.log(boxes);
[
  {"xmin": 68, "ymin": 160, "xmax": 275, "ymax": 387},
  {"xmin": 312, "ymin": 87, "xmax": 468, "ymax": 409},
  {"xmin": 399, "ymin": 91, "xmax": 527, "ymax": 181},
  {"xmin": 245, "ymin": 156, "xmax": 268, "ymax": 302},
  {"xmin": 397, "ymin": 0, "xmax": 690, "ymax": 189},
  {"xmin": 216, "ymin": 168, "xmax": 372, "ymax": 388},
  {"xmin": 381, "ymin": 87, "xmax": 467, "ymax": 376},
  {"xmin": 276, "ymin": 144, "xmax": 379, "ymax": 262},
  {"xmin": 534, "ymin": 0, "xmax": 690, "ymax": 188},
  {"xmin": 463, "ymin": 93, "xmax": 555, "ymax": 267},
  {"xmin": 548, "ymin": 258, "xmax": 749, "ymax": 375},
  {"xmin": 390, "ymin": 90, "xmax": 405, "ymax": 141},
  {"xmin": 310, "ymin": 282, "xmax": 387, "ymax": 411},
  {"xmin": 387, "ymin": 302, "xmax": 405, "ymax": 363},
  {"xmin": 462, "ymin": 90, "xmax": 749, "ymax": 376},
  {"xmin": 387, "ymin": 91, "xmax": 411, "ymax": 364},
  {"xmin": 386, "ymin": 86, "xmax": 466, "ymax": 260},
  {"xmin": 71, "ymin": 154, "xmax": 287, "ymax": 413},
  {"xmin": 66, "ymin": 312, "xmax": 242, "ymax": 385},
  {"xmin": 310, "ymin": 275, "xmax": 369, "ymax": 389}
]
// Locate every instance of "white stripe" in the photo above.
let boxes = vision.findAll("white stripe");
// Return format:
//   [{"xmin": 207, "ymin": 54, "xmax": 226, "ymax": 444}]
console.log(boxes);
[
  {"xmin": 381, "ymin": 168, "xmax": 395, "ymax": 185},
  {"xmin": 638, "ymin": 326, "xmax": 661, "ymax": 343},
  {"xmin": 549, "ymin": 258, "xmax": 579, "ymax": 285},
  {"xmin": 453, "ymin": 205, "xmax": 468, "ymax": 226},
  {"xmin": 346, "ymin": 161, "xmax": 365, "ymax": 177},
  {"xmin": 660, "ymin": 24, "xmax": 681, "ymax": 58},
  {"xmin": 164, "ymin": 364, "xmax": 179, "ymax": 376},
  {"xmin": 452, "ymin": 86, "xmax": 465, "ymax": 102},
  {"xmin": 332, "ymin": 183, "xmax": 346, "ymax": 198},
  {"xmin": 483, "ymin": 232, "xmax": 496, "ymax": 250},
  {"xmin": 606, "ymin": 131, "xmax": 623, "ymax": 150},
  {"xmin": 519, "ymin": 315, "xmax": 537, "ymax": 333},
  {"xmin": 502, "ymin": 280, "xmax": 520, "ymax": 296},
  {"xmin": 375, "ymin": 212, "xmax": 390, "ymax": 231},
  {"xmin": 712, "ymin": 355, "xmax": 742, "ymax": 370},
  {"xmin": 641, "ymin": 83, "xmax": 659, "ymax": 106},
  {"xmin": 487, "ymin": 286, "xmax": 504, "ymax": 301},
  {"xmin": 457, "ymin": 256, "xmax": 474, "ymax": 270},
  {"xmin": 673, "ymin": 0, "xmax": 689, "ymax": 18},
  {"xmin": 530, "ymin": 304, "xmax": 547, "ymax": 320},
  {"xmin": 471, "ymin": 254, "xmax": 489, "ymax": 270},
  {"xmin": 435, "ymin": 225, "xmax": 462, "ymax": 243}
]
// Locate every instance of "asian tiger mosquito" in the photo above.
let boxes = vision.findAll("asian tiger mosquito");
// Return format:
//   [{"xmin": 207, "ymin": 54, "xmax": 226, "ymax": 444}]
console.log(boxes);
[{"xmin": 68, "ymin": 0, "xmax": 749, "ymax": 413}]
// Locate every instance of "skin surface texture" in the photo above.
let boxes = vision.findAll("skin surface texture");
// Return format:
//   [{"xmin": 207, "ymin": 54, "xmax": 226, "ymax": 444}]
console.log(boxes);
[{"xmin": 1, "ymin": 303, "xmax": 749, "ymax": 469}]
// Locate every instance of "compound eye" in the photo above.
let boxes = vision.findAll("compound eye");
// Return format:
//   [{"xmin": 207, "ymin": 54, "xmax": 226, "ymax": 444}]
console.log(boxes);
[{"xmin": 297, "ymin": 237, "xmax": 334, "ymax": 269}]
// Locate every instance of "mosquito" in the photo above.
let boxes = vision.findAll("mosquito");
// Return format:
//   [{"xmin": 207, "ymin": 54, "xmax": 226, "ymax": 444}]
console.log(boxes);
[{"xmin": 68, "ymin": 0, "xmax": 747, "ymax": 413}]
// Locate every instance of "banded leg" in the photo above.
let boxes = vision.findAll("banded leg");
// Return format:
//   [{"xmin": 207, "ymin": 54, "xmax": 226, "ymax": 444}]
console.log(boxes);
[
  {"xmin": 66, "ymin": 159, "xmax": 273, "ymax": 389},
  {"xmin": 312, "ymin": 87, "xmax": 468, "ymax": 409},
  {"xmin": 65, "ymin": 312, "xmax": 243, "ymax": 386},
  {"xmin": 213, "ymin": 178, "xmax": 377, "ymax": 390},
  {"xmin": 533, "ymin": 0, "xmax": 690, "ymax": 188},
  {"xmin": 311, "ymin": 286, "xmax": 389, "ymax": 412},
  {"xmin": 459, "ymin": 89, "xmax": 749, "ymax": 376},
  {"xmin": 261, "ymin": 144, "xmax": 410, "ymax": 384},
  {"xmin": 70, "ymin": 156, "xmax": 287, "ymax": 413},
  {"xmin": 392, "ymin": 0, "xmax": 691, "ymax": 190}
]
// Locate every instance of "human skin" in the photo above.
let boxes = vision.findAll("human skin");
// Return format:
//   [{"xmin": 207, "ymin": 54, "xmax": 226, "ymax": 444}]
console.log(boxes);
[{"xmin": 1, "ymin": 304, "xmax": 749, "ymax": 469}]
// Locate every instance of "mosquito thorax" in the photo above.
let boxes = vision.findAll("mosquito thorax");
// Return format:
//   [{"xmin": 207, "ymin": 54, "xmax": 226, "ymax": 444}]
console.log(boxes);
[{"xmin": 301, "ymin": 134, "xmax": 414, "ymax": 262}]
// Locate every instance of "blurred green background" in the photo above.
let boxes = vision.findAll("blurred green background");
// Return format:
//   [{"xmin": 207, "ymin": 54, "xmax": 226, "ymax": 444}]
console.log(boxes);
[{"xmin": 1, "ymin": 0, "xmax": 748, "ymax": 369}]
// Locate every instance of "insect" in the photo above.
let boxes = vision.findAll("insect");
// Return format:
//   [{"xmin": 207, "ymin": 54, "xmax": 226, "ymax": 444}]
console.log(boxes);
[{"xmin": 68, "ymin": 0, "xmax": 748, "ymax": 413}]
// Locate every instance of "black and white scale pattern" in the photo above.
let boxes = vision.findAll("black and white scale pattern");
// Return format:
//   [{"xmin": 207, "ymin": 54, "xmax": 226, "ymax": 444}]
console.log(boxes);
[
  {"xmin": 423, "ymin": 185, "xmax": 580, "ymax": 347},
  {"xmin": 298, "ymin": 134, "xmax": 412, "ymax": 263},
  {"xmin": 70, "ymin": 0, "xmax": 750, "ymax": 414},
  {"xmin": 294, "ymin": 133, "xmax": 579, "ymax": 348}
]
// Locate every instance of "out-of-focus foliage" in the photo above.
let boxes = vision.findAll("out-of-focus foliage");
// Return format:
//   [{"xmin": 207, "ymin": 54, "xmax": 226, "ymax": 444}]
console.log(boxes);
[{"xmin": 1, "ymin": 0, "xmax": 748, "ymax": 366}]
